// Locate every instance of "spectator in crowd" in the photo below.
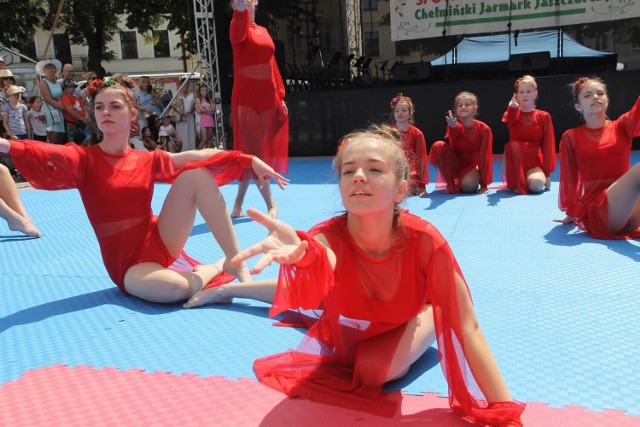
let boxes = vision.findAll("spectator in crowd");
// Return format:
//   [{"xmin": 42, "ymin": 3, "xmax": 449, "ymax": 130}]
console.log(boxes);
[
  {"xmin": 61, "ymin": 79, "xmax": 88, "ymax": 144},
  {"xmin": 173, "ymin": 78, "xmax": 196, "ymax": 151},
  {"xmin": 158, "ymin": 114, "xmax": 182, "ymax": 153},
  {"xmin": 135, "ymin": 76, "xmax": 162, "ymax": 134},
  {"xmin": 2, "ymin": 85, "xmax": 30, "ymax": 140},
  {"xmin": 36, "ymin": 58, "xmax": 66, "ymax": 144},
  {"xmin": 27, "ymin": 96, "xmax": 49, "ymax": 142}
]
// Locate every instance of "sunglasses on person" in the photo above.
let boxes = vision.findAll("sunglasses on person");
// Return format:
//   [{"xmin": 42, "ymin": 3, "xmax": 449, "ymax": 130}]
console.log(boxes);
[{"xmin": 2, "ymin": 77, "xmax": 13, "ymax": 81}]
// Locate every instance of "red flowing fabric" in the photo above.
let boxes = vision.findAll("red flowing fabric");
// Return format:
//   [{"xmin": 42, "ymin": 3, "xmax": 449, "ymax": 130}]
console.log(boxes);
[
  {"xmin": 254, "ymin": 211, "xmax": 524, "ymax": 424},
  {"xmin": 9, "ymin": 140, "xmax": 251, "ymax": 291},
  {"xmin": 502, "ymin": 107, "xmax": 556, "ymax": 194},
  {"xmin": 390, "ymin": 124, "xmax": 429, "ymax": 193},
  {"xmin": 230, "ymin": 9, "xmax": 288, "ymax": 179},
  {"xmin": 430, "ymin": 120, "xmax": 493, "ymax": 193},
  {"xmin": 558, "ymin": 96, "xmax": 640, "ymax": 239}
]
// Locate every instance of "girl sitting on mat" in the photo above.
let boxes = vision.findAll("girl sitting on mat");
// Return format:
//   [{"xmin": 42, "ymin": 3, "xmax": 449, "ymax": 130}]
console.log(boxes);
[
  {"xmin": 389, "ymin": 94, "xmax": 428, "ymax": 196},
  {"xmin": 502, "ymin": 75, "xmax": 556, "ymax": 194},
  {"xmin": 185, "ymin": 125, "xmax": 524, "ymax": 425},
  {"xmin": 430, "ymin": 91, "xmax": 493, "ymax": 194},
  {"xmin": 0, "ymin": 76, "xmax": 288, "ymax": 303},
  {"xmin": 555, "ymin": 76, "xmax": 640, "ymax": 239}
]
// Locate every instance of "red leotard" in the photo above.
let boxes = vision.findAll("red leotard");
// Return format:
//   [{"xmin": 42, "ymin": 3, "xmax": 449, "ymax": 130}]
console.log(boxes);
[
  {"xmin": 502, "ymin": 107, "xmax": 556, "ymax": 194},
  {"xmin": 559, "ymin": 96, "xmax": 640, "ymax": 239},
  {"xmin": 9, "ymin": 140, "xmax": 250, "ymax": 292},
  {"xmin": 430, "ymin": 120, "xmax": 493, "ymax": 193},
  {"xmin": 230, "ymin": 9, "xmax": 288, "ymax": 177},
  {"xmin": 254, "ymin": 210, "xmax": 524, "ymax": 424},
  {"xmin": 390, "ymin": 124, "xmax": 428, "ymax": 193}
]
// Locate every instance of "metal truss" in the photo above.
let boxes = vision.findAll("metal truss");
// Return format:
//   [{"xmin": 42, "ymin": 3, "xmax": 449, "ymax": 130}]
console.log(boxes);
[
  {"xmin": 344, "ymin": 0, "xmax": 362, "ymax": 58},
  {"xmin": 193, "ymin": 0, "xmax": 225, "ymax": 147}
]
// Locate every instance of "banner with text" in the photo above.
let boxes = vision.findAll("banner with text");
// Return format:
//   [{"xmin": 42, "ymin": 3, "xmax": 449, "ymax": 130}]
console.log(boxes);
[{"xmin": 391, "ymin": 0, "xmax": 640, "ymax": 41}]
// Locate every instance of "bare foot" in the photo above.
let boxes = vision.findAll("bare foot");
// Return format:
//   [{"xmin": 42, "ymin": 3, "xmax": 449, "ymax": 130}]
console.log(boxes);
[
  {"xmin": 184, "ymin": 285, "xmax": 232, "ymax": 308},
  {"xmin": 225, "ymin": 259, "xmax": 251, "ymax": 282},
  {"xmin": 231, "ymin": 205, "xmax": 244, "ymax": 218},
  {"xmin": 8, "ymin": 215, "xmax": 41, "ymax": 238},
  {"xmin": 193, "ymin": 258, "xmax": 225, "ymax": 285}
]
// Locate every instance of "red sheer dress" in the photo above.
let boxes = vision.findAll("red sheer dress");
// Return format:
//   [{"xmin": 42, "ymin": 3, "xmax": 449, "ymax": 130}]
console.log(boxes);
[
  {"xmin": 558, "ymin": 96, "xmax": 640, "ymax": 239},
  {"xmin": 254, "ymin": 210, "xmax": 524, "ymax": 424},
  {"xmin": 502, "ymin": 107, "xmax": 556, "ymax": 194},
  {"xmin": 230, "ymin": 9, "xmax": 288, "ymax": 179},
  {"xmin": 390, "ymin": 124, "xmax": 428, "ymax": 194},
  {"xmin": 9, "ymin": 140, "xmax": 251, "ymax": 293},
  {"xmin": 430, "ymin": 120, "xmax": 493, "ymax": 193}
]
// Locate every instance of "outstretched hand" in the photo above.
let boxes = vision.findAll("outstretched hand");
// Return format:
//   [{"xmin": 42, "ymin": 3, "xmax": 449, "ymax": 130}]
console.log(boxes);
[
  {"xmin": 445, "ymin": 110, "xmax": 457, "ymax": 127},
  {"xmin": 230, "ymin": 208, "xmax": 308, "ymax": 274},
  {"xmin": 251, "ymin": 157, "xmax": 290, "ymax": 190},
  {"xmin": 509, "ymin": 94, "xmax": 519, "ymax": 109}
]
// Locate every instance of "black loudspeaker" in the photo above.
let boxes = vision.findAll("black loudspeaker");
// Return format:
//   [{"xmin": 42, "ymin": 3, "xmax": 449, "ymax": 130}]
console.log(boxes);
[
  {"xmin": 507, "ymin": 51, "xmax": 551, "ymax": 72},
  {"xmin": 393, "ymin": 62, "xmax": 431, "ymax": 82}
]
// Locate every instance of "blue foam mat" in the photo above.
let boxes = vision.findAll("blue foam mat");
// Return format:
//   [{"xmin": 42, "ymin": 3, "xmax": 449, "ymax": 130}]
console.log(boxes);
[{"xmin": 1, "ymin": 156, "xmax": 639, "ymax": 417}]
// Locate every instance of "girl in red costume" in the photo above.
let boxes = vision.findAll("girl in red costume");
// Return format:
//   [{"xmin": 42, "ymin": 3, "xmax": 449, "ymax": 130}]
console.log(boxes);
[
  {"xmin": 185, "ymin": 125, "xmax": 524, "ymax": 426},
  {"xmin": 230, "ymin": 0, "xmax": 289, "ymax": 219},
  {"xmin": 430, "ymin": 91, "xmax": 493, "ymax": 194},
  {"xmin": 0, "ymin": 76, "xmax": 288, "ymax": 303},
  {"xmin": 389, "ymin": 94, "xmax": 428, "ymax": 196},
  {"xmin": 502, "ymin": 75, "xmax": 556, "ymax": 194},
  {"xmin": 555, "ymin": 76, "xmax": 640, "ymax": 239}
]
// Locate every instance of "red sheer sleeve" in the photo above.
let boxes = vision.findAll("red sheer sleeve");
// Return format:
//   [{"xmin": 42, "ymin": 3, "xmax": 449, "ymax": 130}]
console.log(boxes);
[
  {"xmin": 428, "ymin": 240, "xmax": 525, "ymax": 425},
  {"xmin": 9, "ymin": 140, "xmax": 84, "ymax": 190},
  {"xmin": 478, "ymin": 122, "xmax": 493, "ymax": 187},
  {"xmin": 229, "ymin": 9, "xmax": 250, "ymax": 45},
  {"xmin": 272, "ymin": 56, "xmax": 286, "ymax": 100},
  {"xmin": 558, "ymin": 131, "xmax": 580, "ymax": 217},
  {"xmin": 270, "ymin": 231, "xmax": 333, "ymax": 317},
  {"xmin": 540, "ymin": 112, "xmax": 557, "ymax": 176},
  {"xmin": 501, "ymin": 106, "xmax": 518, "ymax": 124},
  {"xmin": 617, "ymin": 96, "xmax": 640, "ymax": 139},
  {"xmin": 152, "ymin": 149, "xmax": 252, "ymax": 187},
  {"xmin": 415, "ymin": 129, "xmax": 429, "ymax": 184}
]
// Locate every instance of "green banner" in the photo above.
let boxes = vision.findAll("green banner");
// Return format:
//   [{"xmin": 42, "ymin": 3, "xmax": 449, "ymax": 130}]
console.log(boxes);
[{"xmin": 391, "ymin": 0, "xmax": 639, "ymax": 41}]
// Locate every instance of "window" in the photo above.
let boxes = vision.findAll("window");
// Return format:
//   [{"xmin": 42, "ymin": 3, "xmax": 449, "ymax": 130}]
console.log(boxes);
[
  {"xmin": 395, "ymin": 41, "xmax": 411, "ymax": 57},
  {"xmin": 53, "ymin": 33, "xmax": 72, "ymax": 65},
  {"xmin": 364, "ymin": 31, "xmax": 380, "ymax": 57},
  {"xmin": 153, "ymin": 30, "xmax": 170, "ymax": 58},
  {"xmin": 363, "ymin": 0, "xmax": 378, "ymax": 11},
  {"xmin": 120, "ymin": 31, "xmax": 138, "ymax": 59}
]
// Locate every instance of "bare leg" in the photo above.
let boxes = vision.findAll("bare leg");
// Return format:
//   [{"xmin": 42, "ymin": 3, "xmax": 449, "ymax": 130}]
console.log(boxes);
[
  {"xmin": 184, "ymin": 278, "xmax": 277, "ymax": 308},
  {"xmin": 124, "ymin": 168, "xmax": 250, "ymax": 303},
  {"xmin": 353, "ymin": 305, "xmax": 435, "ymax": 387},
  {"xmin": 526, "ymin": 167, "xmax": 546, "ymax": 193},
  {"xmin": 255, "ymin": 179, "xmax": 277, "ymax": 218},
  {"xmin": 232, "ymin": 179, "xmax": 250, "ymax": 217},
  {"xmin": 607, "ymin": 162, "xmax": 640, "ymax": 234},
  {"xmin": 460, "ymin": 168, "xmax": 480, "ymax": 194},
  {"xmin": 0, "ymin": 165, "xmax": 40, "ymax": 237}
]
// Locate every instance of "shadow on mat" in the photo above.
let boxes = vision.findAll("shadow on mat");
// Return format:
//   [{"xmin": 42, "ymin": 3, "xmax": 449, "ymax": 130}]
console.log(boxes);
[
  {"xmin": 0, "ymin": 288, "xmax": 275, "ymax": 333},
  {"xmin": 0, "ymin": 234, "xmax": 40, "ymax": 242},
  {"xmin": 544, "ymin": 223, "xmax": 640, "ymax": 262},
  {"xmin": 259, "ymin": 392, "xmax": 468, "ymax": 426}
]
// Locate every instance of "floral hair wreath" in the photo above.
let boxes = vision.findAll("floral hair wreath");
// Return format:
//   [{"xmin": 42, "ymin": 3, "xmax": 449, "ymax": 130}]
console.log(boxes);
[
  {"xmin": 390, "ymin": 93, "xmax": 414, "ymax": 111},
  {"xmin": 572, "ymin": 77, "xmax": 591, "ymax": 99},
  {"xmin": 85, "ymin": 77, "xmax": 118, "ymax": 104}
]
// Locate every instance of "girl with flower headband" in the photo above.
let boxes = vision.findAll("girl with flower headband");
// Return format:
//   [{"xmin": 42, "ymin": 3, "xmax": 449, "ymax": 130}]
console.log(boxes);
[
  {"xmin": 389, "ymin": 94, "xmax": 428, "ymax": 196},
  {"xmin": 502, "ymin": 75, "xmax": 556, "ymax": 194},
  {"xmin": 555, "ymin": 76, "xmax": 640, "ymax": 239},
  {"xmin": 0, "ymin": 76, "xmax": 289, "ymax": 303},
  {"xmin": 185, "ymin": 124, "xmax": 524, "ymax": 426},
  {"xmin": 430, "ymin": 91, "xmax": 493, "ymax": 194}
]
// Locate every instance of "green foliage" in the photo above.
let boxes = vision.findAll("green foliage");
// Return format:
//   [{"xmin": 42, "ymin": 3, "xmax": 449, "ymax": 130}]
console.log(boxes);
[{"xmin": 0, "ymin": 0, "xmax": 46, "ymax": 49}]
